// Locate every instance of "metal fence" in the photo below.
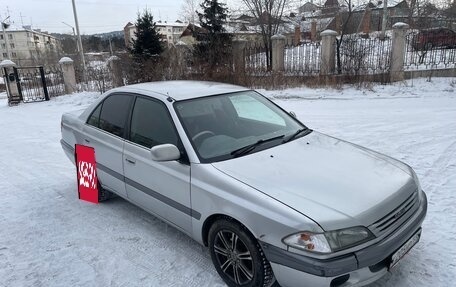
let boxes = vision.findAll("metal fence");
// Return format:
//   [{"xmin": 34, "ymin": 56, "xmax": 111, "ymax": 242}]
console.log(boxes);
[
  {"xmin": 404, "ymin": 31, "xmax": 456, "ymax": 70},
  {"xmin": 337, "ymin": 36, "xmax": 392, "ymax": 75},
  {"xmin": 75, "ymin": 65, "xmax": 114, "ymax": 93},
  {"xmin": 14, "ymin": 67, "xmax": 47, "ymax": 103},
  {"xmin": 284, "ymin": 41, "xmax": 320, "ymax": 75},
  {"xmin": 44, "ymin": 66, "xmax": 65, "ymax": 97},
  {"xmin": 245, "ymin": 43, "xmax": 269, "ymax": 73},
  {"xmin": 13, "ymin": 65, "xmax": 65, "ymax": 103}
]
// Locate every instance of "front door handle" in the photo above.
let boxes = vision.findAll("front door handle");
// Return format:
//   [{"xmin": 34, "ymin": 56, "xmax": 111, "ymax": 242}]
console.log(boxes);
[{"xmin": 125, "ymin": 158, "xmax": 136, "ymax": 164}]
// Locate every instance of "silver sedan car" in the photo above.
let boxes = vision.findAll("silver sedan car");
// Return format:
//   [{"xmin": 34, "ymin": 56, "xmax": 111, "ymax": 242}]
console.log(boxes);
[{"xmin": 61, "ymin": 81, "xmax": 427, "ymax": 287}]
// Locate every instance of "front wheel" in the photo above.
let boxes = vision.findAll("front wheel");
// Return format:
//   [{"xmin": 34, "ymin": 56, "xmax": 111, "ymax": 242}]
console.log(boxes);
[{"xmin": 208, "ymin": 219, "xmax": 276, "ymax": 287}]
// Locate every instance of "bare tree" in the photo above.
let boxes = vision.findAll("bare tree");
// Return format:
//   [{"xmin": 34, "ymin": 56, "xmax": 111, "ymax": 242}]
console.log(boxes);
[
  {"xmin": 409, "ymin": 0, "xmax": 443, "ymax": 29},
  {"xmin": 241, "ymin": 0, "xmax": 289, "ymax": 70},
  {"xmin": 335, "ymin": 0, "xmax": 354, "ymax": 74},
  {"xmin": 180, "ymin": 0, "xmax": 199, "ymax": 24},
  {"xmin": 443, "ymin": 0, "xmax": 456, "ymax": 19}
]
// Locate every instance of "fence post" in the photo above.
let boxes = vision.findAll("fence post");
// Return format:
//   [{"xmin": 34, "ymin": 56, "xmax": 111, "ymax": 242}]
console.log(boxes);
[
  {"xmin": 0, "ymin": 60, "xmax": 21, "ymax": 105},
  {"xmin": 271, "ymin": 34, "xmax": 286, "ymax": 72},
  {"xmin": 232, "ymin": 39, "xmax": 247, "ymax": 73},
  {"xmin": 390, "ymin": 22, "xmax": 409, "ymax": 82},
  {"xmin": 107, "ymin": 56, "xmax": 123, "ymax": 87},
  {"xmin": 320, "ymin": 30, "xmax": 337, "ymax": 76},
  {"xmin": 174, "ymin": 42, "xmax": 190, "ymax": 79},
  {"xmin": 59, "ymin": 57, "xmax": 76, "ymax": 94},
  {"xmin": 39, "ymin": 66, "xmax": 50, "ymax": 101}
]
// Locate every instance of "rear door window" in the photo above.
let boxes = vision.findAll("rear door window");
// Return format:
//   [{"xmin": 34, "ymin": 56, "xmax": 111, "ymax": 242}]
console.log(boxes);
[{"xmin": 89, "ymin": 94, "xmax": 132, "ymax": 137}]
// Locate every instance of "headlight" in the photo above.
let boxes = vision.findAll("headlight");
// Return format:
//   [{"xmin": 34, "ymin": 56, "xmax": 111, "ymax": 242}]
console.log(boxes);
[
  {"xmin": 282, "ymin": 226, "xmax": 374, "ymax": 254},
  {"xmin": 282, "ymin": 232, "xmax": 331, "ymax": 253},
  {"xmin": 411, "ymin": 168, "xmax": 424, "ymax": 201},
  {"xmin": 324, "ymin": 226, "xmax": 374, "ymax": 252},
  {"xmin": 411, "ymin": 168, "xmax": 422, "ymax": 192}
]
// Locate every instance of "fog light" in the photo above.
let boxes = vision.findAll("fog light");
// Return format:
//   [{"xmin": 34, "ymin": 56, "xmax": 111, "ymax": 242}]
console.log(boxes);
[{"xmin": 330, "ymin": 274, "xmax": 350, "ymax": 287}]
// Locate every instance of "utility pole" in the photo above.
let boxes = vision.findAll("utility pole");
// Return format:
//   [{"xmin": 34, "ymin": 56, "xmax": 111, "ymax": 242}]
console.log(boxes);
[
  {"xmin": 109, "ymin": 38, "xmax": 113, "ymax": 56},
  {"xmin": 19, "ymin": 13, "xmax": 25, "ymax": 27},
  {"xmin": 381, "ymin": 0, "xmax": 388, "ymax": 39},
  {"xmin": 71, "ymin": 0, "xmax": 86, "ymax": 72}
]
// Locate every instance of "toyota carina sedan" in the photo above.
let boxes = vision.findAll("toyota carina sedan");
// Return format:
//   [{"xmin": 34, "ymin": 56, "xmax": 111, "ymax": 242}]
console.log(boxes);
[{"xmin": 61, "ymin": 81, "xmax": 427, "ymax": 287}]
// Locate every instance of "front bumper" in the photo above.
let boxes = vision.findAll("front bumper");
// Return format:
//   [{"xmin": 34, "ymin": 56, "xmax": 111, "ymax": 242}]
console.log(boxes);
[{"xmin": 261, "ymin": 191, "xmax": 427, "ymax": 287}]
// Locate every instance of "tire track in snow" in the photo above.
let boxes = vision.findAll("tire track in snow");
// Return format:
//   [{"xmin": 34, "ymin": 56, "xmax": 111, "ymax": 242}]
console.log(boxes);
[
  {"xmin": 115, "ymin": 223, "xmax": 219, "ymax": 287},
  {"xmin": 423, "ymin": 139, "xmax": 456, "ymax": 196},
  {"xmin": 72, "ymin": 197, "xmax": 221, "ymax": 287}
]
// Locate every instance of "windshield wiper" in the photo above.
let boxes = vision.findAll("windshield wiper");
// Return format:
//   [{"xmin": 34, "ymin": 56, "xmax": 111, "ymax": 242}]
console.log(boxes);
[
  {"xmin": 231, "ymin": 135, "xmax": 285, "ymax": 158},
  {"xmin": 282, "ymin": 128, "xmax": 312, "ymax": 144}
]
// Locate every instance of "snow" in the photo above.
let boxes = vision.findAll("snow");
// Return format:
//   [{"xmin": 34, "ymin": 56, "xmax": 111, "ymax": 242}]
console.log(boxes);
[
  {"xmin": 58, "ymin": 57, "xmax": 74, "ymax": 64},
  {"xmin": 1, "ymin": 78, "xmax": 456, "ymax": 286},
  {"xmin": 0, "ymin": 60, "xmax": 17, "ymax": 68}
]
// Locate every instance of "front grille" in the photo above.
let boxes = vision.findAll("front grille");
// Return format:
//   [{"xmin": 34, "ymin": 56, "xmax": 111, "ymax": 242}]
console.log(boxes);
[{"xmin": 368, "ymin": 190, "xmax": 420, "ymax": 237}]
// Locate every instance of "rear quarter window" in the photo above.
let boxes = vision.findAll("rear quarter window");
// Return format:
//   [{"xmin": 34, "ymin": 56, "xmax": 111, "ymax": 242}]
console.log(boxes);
[{"xmin": 87, "ymin": 104, "xmax": 102, "ymax": 127}]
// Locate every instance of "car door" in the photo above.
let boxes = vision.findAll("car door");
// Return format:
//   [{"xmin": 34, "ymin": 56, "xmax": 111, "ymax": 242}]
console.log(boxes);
[
  {"xmin": 83, "ymin": 93, "xmax": 133, "ymax": 198},
  {"xmin": 123, "ymin": 96, "xmax": 192, "ymax": 234}
]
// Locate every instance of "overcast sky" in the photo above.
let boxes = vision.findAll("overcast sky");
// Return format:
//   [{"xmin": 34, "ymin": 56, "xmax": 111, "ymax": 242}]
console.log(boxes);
[
  {"xmin": 0, "ymin": 0, "xmax": 186, "ymax": 35},
  {"xmin": 0, "ymin": 0, "xmax": 428, "ymax": 35}
]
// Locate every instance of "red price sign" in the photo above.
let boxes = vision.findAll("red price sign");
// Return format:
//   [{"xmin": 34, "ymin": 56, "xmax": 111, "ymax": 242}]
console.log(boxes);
[{"xmin": 75, "ymin": 144, "xmax": 98, "ymax": 204}]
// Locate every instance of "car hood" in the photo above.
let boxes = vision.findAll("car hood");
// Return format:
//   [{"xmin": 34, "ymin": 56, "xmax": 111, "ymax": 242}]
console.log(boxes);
[{"xmin": 211, "ymin": 131, "xmax": 417, "ymax": 231}]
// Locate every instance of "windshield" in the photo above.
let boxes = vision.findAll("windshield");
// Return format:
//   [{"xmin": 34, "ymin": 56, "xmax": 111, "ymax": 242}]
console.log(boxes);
[{"xmin": 174, "ymin": 91, "xmax": 308, "ymax": 163}]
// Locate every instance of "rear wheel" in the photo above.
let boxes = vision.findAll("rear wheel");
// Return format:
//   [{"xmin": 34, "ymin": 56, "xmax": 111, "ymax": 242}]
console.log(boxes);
[
  {"xmin": 97, "ymin": 181, "xmax": 114, "ymax": 202},
  {"xmin": 208, "ymin": 219, "xmax": 276, "ymax": 287}
]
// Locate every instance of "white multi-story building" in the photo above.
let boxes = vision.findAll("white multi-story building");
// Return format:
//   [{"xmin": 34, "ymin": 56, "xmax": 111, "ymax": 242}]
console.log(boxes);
[
  {"xmin": 0, "ymin": 25, "xmax": 63, "ymax": 66},
  {"xmin": 124, "ymin": 21, "xmax": 188, "ymax": 47}
]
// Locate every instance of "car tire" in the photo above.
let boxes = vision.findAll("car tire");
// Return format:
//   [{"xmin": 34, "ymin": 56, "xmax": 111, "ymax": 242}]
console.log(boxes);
[{"xmin": 208, "ymin": 219, "xmax": 276, "ymax": 287}]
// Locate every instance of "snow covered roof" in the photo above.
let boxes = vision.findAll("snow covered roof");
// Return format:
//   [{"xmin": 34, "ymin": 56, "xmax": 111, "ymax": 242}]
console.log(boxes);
[
  {"xmin": 2, "ymin": 24, "xmax": 58, "ymax": 39},
  {"xmin": 353, "ymin": 0, "xmax": 408, "ymax": 12},
  {"xmin": 155, "ymin": 21, "xmax": 188, "ymax": 28},
  {"xmin": 300, "ymin": 17, "xmax": 334, "ymax": 31}
]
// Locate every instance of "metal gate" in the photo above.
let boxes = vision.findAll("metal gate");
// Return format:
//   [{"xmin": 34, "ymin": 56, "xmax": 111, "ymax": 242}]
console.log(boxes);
[{"xmin": 12, "ymin": 66, "xmax": 65, "ymax": 103}]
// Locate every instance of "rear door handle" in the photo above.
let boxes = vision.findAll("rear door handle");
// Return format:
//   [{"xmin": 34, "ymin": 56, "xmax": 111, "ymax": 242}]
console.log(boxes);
[
  {"xmin": 125, "ymin": 158, "xmax": 136, "ymax": 164},
  {"xmin": 84, "ymin": 139, "xmax": 90, "ymax": 143}
]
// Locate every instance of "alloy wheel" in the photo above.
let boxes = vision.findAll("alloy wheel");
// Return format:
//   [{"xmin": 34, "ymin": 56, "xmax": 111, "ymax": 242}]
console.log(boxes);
[{"xmin": 213, "ymin": 229, "xmax": 254, "ymax": 285}]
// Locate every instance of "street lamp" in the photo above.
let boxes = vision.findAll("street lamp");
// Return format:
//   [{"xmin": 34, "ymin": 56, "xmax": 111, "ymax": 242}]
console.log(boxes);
[
  {"xmin": 71, "ymin": 0, "xmax": 86, "ymax": 73},
  {"xmin": 62, "ymin": 21, "xmax": 79, "ymax": 52}
]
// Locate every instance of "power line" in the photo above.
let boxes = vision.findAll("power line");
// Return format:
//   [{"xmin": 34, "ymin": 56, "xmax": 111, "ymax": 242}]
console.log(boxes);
[{"xmin": 19, "ymin": 0, "xmax": 174, "ymax": 8}]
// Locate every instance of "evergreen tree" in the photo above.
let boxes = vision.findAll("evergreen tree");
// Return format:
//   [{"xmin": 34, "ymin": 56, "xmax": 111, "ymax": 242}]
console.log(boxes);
[
  {"xmin": 130, "ymin": 10, "xmax": 163, "ymax": 60},
  {"xmin": 195, "ymin": 0, "xmax": 232, "ymax": 70},
  {"xmin": 198, "ymin": 0, "xmax": 228, "ymax": 35}
]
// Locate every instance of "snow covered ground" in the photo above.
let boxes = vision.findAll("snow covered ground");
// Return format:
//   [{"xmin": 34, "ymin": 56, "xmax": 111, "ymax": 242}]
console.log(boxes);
[{"xmin": 0, "ymin": 78, "xmax": 455, "ymax": 287}]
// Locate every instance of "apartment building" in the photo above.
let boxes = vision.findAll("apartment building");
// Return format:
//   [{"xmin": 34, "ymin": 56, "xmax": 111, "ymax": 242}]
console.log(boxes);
[
  {"xmin": 124, "ymin": 20, "xmax": 187, "ymax": 47},
  {"xmin": 0, "ymin": 25, "xmax": 63, "ymax": 66}
]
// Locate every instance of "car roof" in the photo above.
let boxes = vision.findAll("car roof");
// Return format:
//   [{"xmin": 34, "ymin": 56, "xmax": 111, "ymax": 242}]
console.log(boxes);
[{"xmin": 110, "ymin": 80, "xmax": 250, "ymax": 101}]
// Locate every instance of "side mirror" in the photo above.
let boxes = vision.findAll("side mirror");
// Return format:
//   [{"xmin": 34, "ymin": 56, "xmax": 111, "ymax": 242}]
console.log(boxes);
[
  {"xmin": 289, "ymin": 111, "xmax": 297, "ymax": 118},
  {"xmin": 150, "ymin": 144, "xmax": 181, "ymax": 161}
]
